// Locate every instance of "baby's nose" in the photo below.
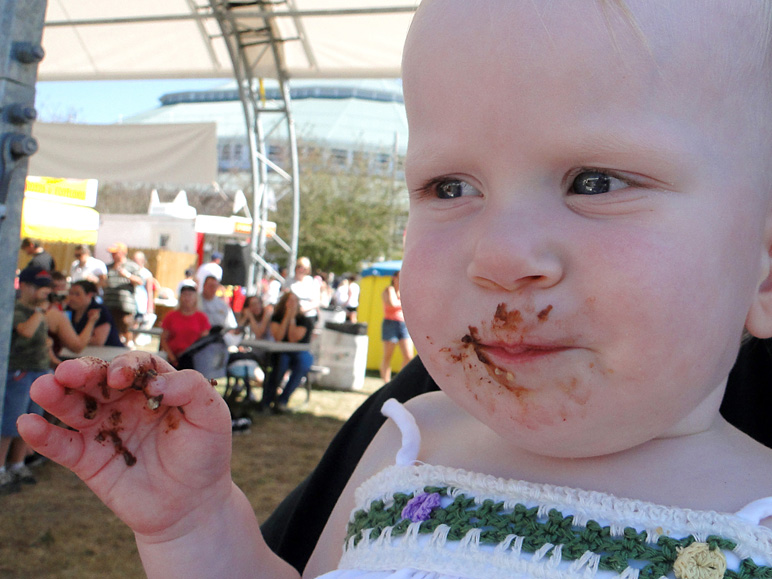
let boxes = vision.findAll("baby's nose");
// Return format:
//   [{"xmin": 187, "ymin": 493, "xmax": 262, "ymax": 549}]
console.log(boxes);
[{"xmin": 466, "ymin": 205, "xmax": 565, "ymax": 292}]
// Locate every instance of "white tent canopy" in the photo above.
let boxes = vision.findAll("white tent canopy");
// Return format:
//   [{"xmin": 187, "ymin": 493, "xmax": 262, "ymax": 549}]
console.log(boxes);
[{"xmin": 40, "ymin": 1, "xmax": 418, "ymax": 81}]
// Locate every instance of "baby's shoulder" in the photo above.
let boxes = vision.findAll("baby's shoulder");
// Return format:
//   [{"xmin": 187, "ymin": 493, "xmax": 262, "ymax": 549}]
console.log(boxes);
[
  {"xmin": 402, "ymin": 390, "xmax": 464, "ymax": 420},
  {"xmin": 689, "ymin": 420, "xmax": 772, "ymax": 511},
  {"xmin": 401, "ymin": 392, "xmax": 497, "ymax": 448}
]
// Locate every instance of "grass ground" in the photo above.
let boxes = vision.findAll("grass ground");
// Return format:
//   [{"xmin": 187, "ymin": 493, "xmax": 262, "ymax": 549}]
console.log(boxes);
[{"xmin": 0, "ymin": 370, "xmax": 382, "ymax": 579}]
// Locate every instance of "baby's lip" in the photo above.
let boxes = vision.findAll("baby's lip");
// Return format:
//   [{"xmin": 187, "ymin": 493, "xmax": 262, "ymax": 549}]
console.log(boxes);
[
  {"xmin": 463, "ymin": 327, "xmax": 577, "ymax": 364},
  {"xmin": 480, "ymin": 341, "xmax": 574, "ymax": 363}
]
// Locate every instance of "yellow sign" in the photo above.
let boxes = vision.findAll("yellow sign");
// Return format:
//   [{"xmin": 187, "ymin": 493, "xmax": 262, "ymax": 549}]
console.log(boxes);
[{"xmin": 25, "ymin": 176, "xmax": 98, "ymax": 208}]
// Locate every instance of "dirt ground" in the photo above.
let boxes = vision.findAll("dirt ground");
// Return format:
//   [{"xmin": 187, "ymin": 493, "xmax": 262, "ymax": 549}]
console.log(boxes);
[{"xmin": 0, "ymin": 374, "xmax": 382, "ymax": 579}]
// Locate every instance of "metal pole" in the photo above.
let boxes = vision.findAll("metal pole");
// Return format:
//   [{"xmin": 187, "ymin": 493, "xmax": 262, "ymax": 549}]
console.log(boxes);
[
  {"xmin": 282, "ymin": 79, "xmax": 300, "ymax": 276},
  {"xmin": 254, "ymin": 107, "xmax": 269, "ymax": 291},
  {"xmin": 0, "ymin": 0, "xmax": 46, "ymax": 429},
  {"xmin": 208, "ymin": 1, "xmax": 264, "ymax": 294},
  {"xmin": 208, "ymin": 0, "xmax": 299, "ymax": 287}
]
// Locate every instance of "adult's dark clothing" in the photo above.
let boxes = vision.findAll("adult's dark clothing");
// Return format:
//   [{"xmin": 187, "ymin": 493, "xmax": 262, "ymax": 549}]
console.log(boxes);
[
  {"xmin": 721, "ymin": 337, "xmax": 772, "ymax": 447},
  {"xmin": 261, "ymin": 356, "xmax": 439, "ymax": 572},
  {"xmin": 26, "ymin": 251, "xmax": 55, "ymax": 273},
  {"xmin": 261, "ymin": 340, "xmax": 772, "ymax": 574},
  {"xmin": 67, "ymin": 299, "xmax": 123, "ymax": 348},
  {"xmin": 270, "ymin": 310, "xmax": 315, "ymax": 345}
]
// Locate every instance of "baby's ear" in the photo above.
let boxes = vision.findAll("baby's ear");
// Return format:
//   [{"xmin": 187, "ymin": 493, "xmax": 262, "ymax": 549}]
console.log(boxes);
[{"xmin": 746, "ymin": 214, "xmax": 772, "ymax": 338}]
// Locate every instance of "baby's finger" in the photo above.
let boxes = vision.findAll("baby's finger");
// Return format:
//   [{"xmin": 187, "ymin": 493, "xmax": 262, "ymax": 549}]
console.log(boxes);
[
  {"xmin": 53, "ymin": 357, "xmax": 111, "ymax": 398},
  {"xmin": 106, "ymin": 351, "xmax": 175, "ymax": 390},
  {"xmin": 30, "ymin": 373, "xmax": 124, "ymax": 430},
  {"xmin": 17, "ymin": 413, "xmax": 86, "ymax": 472},
  {"xmin": 145, "ymin": 370, "xmax": 230, "ymax": 433}
]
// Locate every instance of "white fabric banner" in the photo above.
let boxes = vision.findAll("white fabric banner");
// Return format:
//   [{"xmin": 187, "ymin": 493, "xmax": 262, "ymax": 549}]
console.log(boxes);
[{"xmin": 29, "ymin": 122, "xmax": 217, "ymax": 185}]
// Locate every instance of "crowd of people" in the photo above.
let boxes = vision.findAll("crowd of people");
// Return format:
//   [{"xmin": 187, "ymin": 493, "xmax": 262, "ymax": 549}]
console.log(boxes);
[
  {"xmin": 2, "ymin": 239, "xmax": 156, "ymax": 494},
  {"xmin": 4, "ymin": 240, "xmax": 380, "ymax": 496},
  {"xmin": 2, "ymin": 243, "xmax": 364, "ymax": 515},
  {"xmin": 1, "ymin": 239, "xmax": 170, "ymax": 494}
]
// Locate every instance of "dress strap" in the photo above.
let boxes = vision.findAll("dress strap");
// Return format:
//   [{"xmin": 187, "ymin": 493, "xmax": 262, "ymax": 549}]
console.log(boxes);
[
  {"xmin": 380, "ymin": 399, "xmax": 420, "ymax": 466},
  {"xmin": 735, "ymin": 496, "xmax": 772, "ymax": 525}
]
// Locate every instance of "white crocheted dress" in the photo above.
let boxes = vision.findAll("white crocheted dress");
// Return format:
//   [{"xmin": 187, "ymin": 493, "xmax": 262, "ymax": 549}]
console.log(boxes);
[{"xmin": 316, "ymin": 400, "xmax": 772, "ymax": 579}]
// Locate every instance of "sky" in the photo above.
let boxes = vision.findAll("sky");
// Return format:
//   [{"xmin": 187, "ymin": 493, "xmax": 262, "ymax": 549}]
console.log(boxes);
[{"xmin": 34, "ymin": 78, "xmax": 225, "ymax": 125}]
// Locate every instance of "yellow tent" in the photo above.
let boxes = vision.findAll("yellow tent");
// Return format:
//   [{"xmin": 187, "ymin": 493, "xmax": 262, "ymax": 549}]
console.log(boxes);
[
  {"xmin": 21, "ymin": 197, "xmax": 99, "ymax": 245},
  {"xmin": 21, "ymin": 177, "xmax": 100, "ymax": 245}
]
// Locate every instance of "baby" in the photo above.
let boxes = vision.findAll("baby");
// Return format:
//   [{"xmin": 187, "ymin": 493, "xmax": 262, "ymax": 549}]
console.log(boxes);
[{"xmin": 18, "ymin": 0, "xmax": 772, "ymax": 577}]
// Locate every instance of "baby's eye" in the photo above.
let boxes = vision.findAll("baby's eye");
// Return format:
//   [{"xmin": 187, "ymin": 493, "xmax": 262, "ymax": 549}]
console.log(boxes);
[
  {"xmin": 570, "ymin": 170, "xmax": 628, "ymax": 195},
  {"xmin": 433, "ymin": 179, "xmax": 480, "ymax": 199}
]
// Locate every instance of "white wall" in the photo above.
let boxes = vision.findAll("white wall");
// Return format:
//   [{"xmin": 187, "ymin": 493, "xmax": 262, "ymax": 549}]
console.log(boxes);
[{"xmin": 96, "ymin": 214, "xmax": 197, "ymax": 262}]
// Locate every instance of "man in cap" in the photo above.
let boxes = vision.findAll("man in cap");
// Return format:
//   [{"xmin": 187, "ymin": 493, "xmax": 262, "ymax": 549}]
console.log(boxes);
[{"xmin": 0, "ymin": 267, "xmax": 54, "ymax": 493}]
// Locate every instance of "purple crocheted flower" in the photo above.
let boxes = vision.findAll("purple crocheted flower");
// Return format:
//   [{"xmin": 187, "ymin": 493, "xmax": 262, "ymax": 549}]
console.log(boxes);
[{"xmin": 401, "ymin": 492, "xmax": 442, "ymax": 523}]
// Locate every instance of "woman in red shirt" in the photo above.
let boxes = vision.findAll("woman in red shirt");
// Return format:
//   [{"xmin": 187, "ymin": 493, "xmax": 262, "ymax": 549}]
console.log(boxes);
[{"xmin": 160, "ymin": 286, "xmax": 210, "ymax": 368}]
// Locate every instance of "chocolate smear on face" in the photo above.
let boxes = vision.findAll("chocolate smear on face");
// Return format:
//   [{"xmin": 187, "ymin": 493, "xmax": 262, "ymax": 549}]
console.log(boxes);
[
  {"xmin": 460, "ymin": 316, "xmax": 534, "ymax": 394},
  {"xmin": 461, "ymin": 326, "xmax": 520, "ymax": 391},
  {"xmin": 537, "ymin": 305, "xmax": 553, "ymax": 322},
  {"xmin": 462, "ymin": 326, "xmax": 491, "ymax": 364},
  {"xmin": 492, "ymin": 303, "xmax": 522, "ymax": 329}
]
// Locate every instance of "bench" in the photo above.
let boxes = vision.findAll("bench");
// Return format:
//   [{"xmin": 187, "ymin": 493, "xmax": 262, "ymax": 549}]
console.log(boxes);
[
  {"xmin": 136, "ymin": 326, "xmax": 163, "ymax": 336},
  {"xmin": 224, "ymin": 357, "xmax": 330, "ymax": 409}
]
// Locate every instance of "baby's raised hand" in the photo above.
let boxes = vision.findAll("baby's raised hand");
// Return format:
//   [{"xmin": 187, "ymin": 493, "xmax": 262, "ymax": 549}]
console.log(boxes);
[{"xmin": 17, "ymin": 352, "xmax": 233, "ymax": 538}]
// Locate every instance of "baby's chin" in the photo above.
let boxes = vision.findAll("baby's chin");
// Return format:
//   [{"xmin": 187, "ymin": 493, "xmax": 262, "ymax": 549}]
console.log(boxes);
[{"xmin": 444, "ymin": 385, "xmax": 663, "ymax": 460}]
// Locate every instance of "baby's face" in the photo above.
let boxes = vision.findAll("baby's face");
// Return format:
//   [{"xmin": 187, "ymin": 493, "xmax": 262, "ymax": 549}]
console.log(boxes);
[{"xmin": 400, "ymin": 0, "xmax": 772, "ymax": 457}]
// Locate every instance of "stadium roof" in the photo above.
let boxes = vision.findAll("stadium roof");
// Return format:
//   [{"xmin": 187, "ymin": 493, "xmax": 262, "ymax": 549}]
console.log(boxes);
[{"xmin": 125, "ymin": 79, "xmax": 408, "ymax": 155}]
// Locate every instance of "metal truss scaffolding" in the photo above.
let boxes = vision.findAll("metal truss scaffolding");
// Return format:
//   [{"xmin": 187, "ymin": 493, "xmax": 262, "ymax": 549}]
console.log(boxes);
[{"xmin": 40, "ymin": 0, "xmax": 418, "ymax": 291}]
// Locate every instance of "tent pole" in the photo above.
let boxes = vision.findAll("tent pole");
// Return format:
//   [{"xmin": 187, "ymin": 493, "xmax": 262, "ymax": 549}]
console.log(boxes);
[{"xmin": 235, "ymin": 79, "xmax": 262, "ymax": 295}]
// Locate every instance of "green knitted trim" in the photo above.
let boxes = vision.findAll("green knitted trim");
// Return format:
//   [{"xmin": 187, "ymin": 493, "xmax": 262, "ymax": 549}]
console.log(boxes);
[{"xmin": 345, "ymin": 486, "xmax": 772, "ymax": 579}]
